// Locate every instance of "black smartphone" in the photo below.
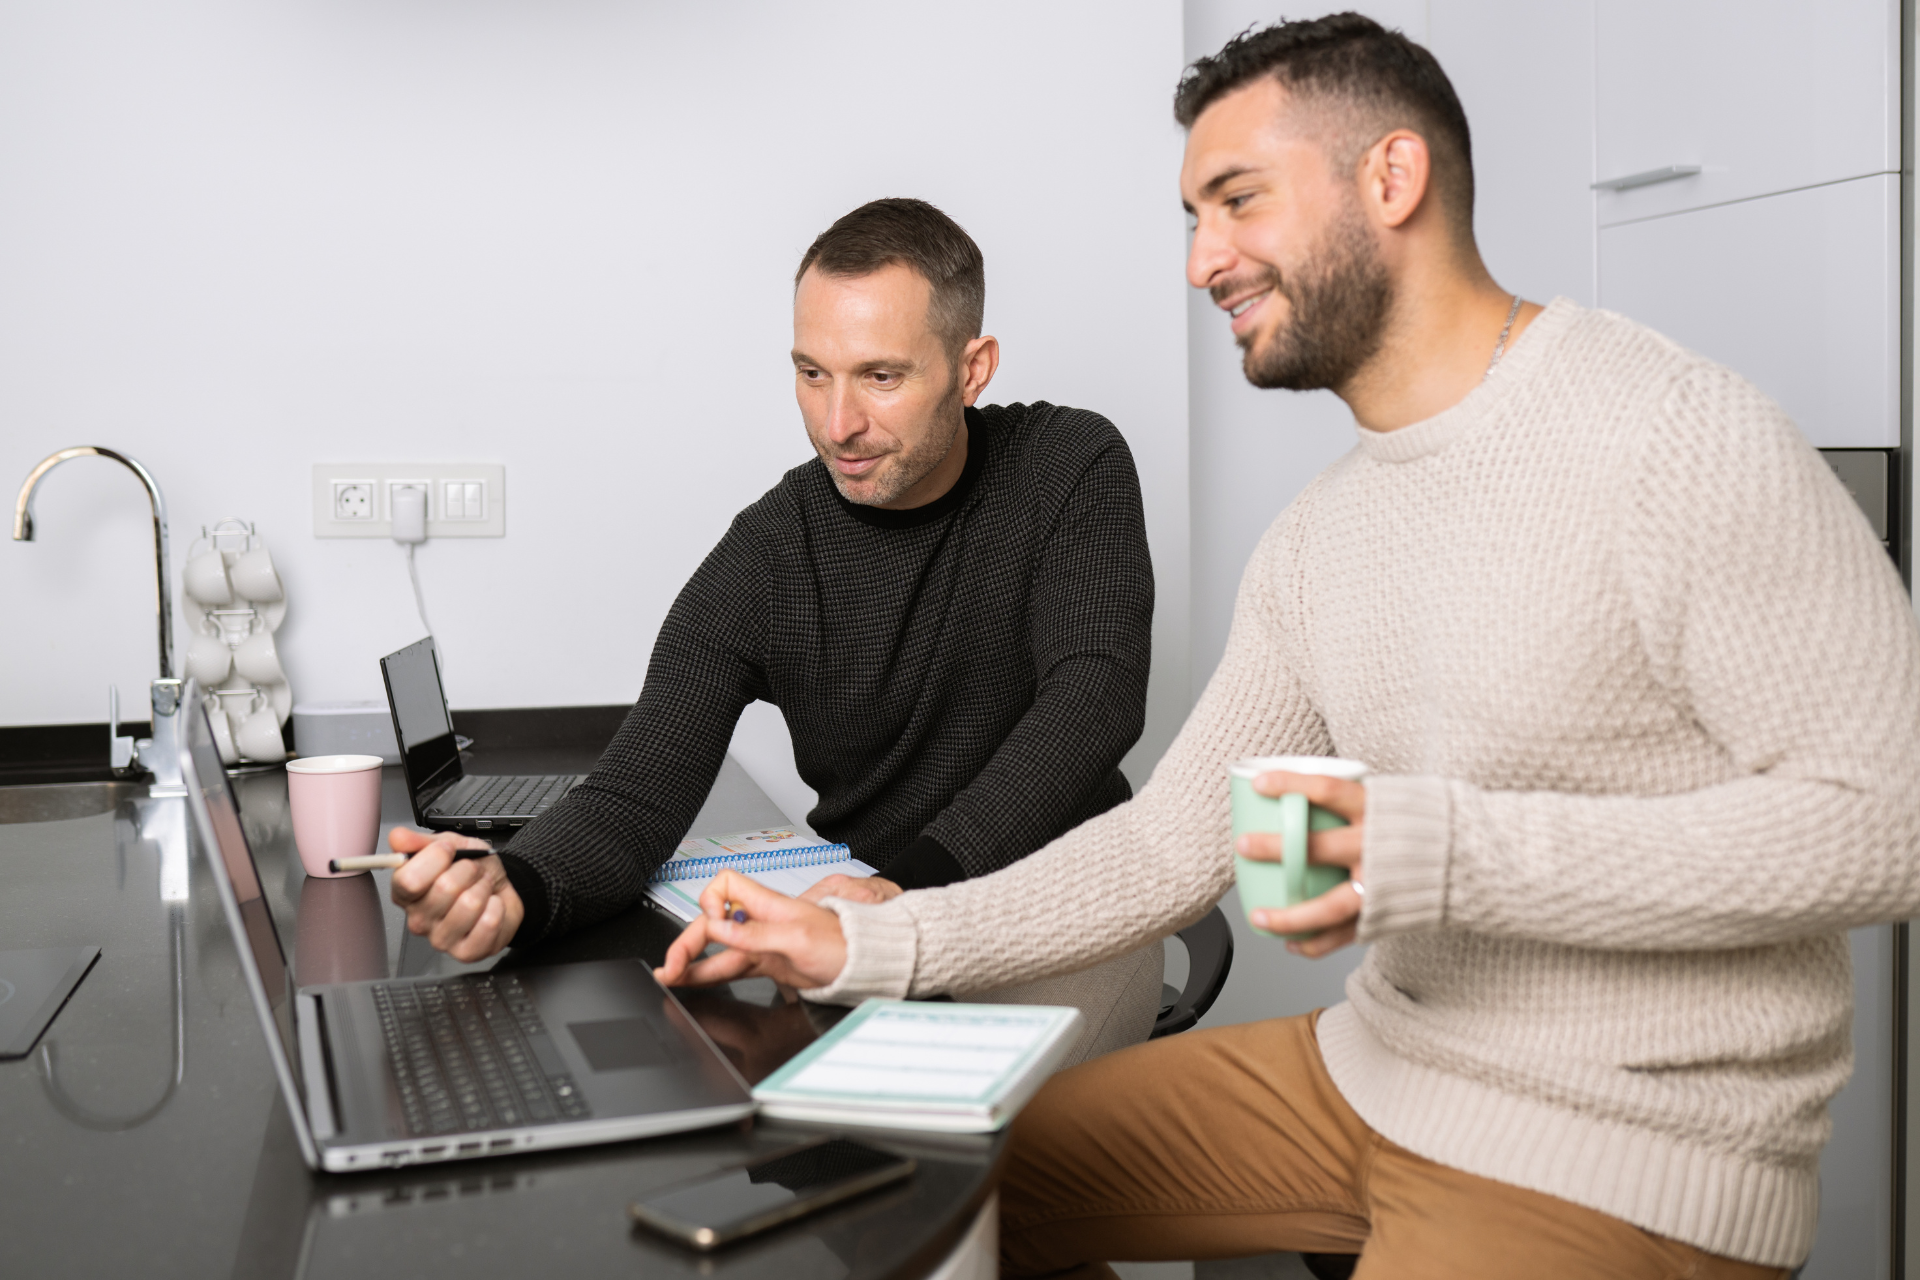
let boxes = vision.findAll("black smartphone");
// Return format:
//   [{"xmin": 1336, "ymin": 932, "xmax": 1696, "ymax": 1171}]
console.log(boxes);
[{"xmin": 627, "ymin": 1137, "xmax": 916, "ymax": 1249}]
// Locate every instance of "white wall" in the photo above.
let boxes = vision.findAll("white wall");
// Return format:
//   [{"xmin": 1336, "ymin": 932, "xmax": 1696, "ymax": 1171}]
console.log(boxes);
[{"xmin": 0, "ymin": 0, "xmax": 1193, "ymax": 785}]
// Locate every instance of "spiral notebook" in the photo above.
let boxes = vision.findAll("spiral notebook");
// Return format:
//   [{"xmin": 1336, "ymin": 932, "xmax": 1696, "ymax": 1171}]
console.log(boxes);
[{"xmin": 645, "ymin": 828, "xmax": 877, "ymax": 922}]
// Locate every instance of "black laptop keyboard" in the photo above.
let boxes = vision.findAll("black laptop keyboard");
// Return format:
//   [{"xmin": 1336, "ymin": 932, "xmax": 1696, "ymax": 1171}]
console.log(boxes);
[
  {"xmin": 371, "ymin": 974, "xmax": 592, "ymax": 1136},
  {"xmin": 437, "ymin": 774, "xmax": 584, "ymax": 818}
]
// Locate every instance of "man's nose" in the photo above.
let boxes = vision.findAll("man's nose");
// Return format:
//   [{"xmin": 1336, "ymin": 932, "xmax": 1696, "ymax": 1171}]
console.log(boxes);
[
  {"xmin": 824, "ymin": 384, "xmax": 863, "ymax": 445},
  {"xmin": 1187, "ymin": 212, "xmax": 1235, "ymax": 291}
]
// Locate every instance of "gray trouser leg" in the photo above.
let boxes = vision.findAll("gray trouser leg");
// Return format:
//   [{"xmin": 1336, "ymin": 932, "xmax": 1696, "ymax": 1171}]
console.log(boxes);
[{"xmin": 955, "ymin": 944, "xmax": 1162, "ymax": 1068}]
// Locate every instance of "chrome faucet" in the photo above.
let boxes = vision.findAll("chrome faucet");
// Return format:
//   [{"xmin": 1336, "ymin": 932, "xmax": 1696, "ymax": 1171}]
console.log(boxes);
[{"xmin": 13, "ymin": 447, "xmax": 185, "ymax": 796}]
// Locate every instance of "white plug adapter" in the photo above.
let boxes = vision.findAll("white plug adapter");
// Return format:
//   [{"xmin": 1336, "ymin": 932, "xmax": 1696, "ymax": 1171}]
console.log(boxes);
[{"xmin": 390, "ymin": 485, "xmax": 427, "ymax": 544}]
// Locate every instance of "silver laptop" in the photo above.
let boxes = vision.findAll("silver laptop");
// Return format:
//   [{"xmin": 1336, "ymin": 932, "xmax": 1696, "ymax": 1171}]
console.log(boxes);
[
  {"xmin": 178, "ymin": 682, "xmax": 755, "ymax": 1173},
  {"xmin": 380, "ymin": 636, "xmax": 586, "ymax": 834}
]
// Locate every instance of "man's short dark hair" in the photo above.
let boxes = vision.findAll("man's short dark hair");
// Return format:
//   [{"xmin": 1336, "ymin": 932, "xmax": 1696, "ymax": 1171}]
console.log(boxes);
[
  {"xmin": 1173, "ymin": 13, "xmax": 1475, "ymax": 238},
  {"xmin": 796, "ymin": 198, "xmax": 985, "ymax": 361}
]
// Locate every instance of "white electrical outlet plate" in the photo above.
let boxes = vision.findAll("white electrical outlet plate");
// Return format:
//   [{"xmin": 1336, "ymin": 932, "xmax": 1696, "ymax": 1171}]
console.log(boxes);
[
  {"xmin": 332, "ymin": 481, "xmax": 376, "ymax": 521},
  {"xmin": 312, "ymin": 464, "xmax": 506, "ymax": 538}
]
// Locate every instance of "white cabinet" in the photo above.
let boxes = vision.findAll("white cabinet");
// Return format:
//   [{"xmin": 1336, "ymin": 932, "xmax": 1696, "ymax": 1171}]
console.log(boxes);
[
  {"xmin": 1594, "ymin": 0, "xmax": 1898, "ymax": 224},
  {"xmin": 1598, "ymin": 173, "xmax": 1897, "ymax": 447}
]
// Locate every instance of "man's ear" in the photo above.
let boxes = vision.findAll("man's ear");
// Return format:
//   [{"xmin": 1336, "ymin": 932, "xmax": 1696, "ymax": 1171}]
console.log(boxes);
[
  {"xmin": 1362, "ymin": 129, "xmax": 1431, "ymax": 231},
  {"xmin": 958, "ymin": 334, "xmax": 1000, "ymax": 406}
]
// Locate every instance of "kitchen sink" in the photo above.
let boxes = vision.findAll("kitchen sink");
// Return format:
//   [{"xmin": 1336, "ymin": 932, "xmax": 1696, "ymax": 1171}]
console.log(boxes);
[{"xmin": 0, "ymin": 781, "xmax": 147, "ymax": 824}]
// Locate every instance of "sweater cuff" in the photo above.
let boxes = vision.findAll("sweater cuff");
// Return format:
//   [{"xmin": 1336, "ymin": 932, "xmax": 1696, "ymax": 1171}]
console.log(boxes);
[
  {"xmin": 799, "ymin": 898, "xmax": 919, "ymax": 1005},
  {"xmin": 882, "ymin": 835, "xmax": 967, "ymax": 890},
  {"xmin": 495, "ymin": 851, "xmax": 554, "ymax": 949},
  {"xmin": 1357, "ymin": 775, "xmax": 1452, "ymax": 940}
]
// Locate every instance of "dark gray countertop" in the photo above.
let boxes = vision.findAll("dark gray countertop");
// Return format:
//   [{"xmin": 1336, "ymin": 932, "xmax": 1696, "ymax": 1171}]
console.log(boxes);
[{"xmin": 0, "ymin": 751, "xmax": 1000, "ymax": 1279}]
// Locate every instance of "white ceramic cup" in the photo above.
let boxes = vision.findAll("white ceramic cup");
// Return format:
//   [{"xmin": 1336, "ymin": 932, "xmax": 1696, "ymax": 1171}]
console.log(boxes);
[
  {"xmin": 209, "ymin": 704, "xmax": 240, "ymax": 766},
  {"xmin": 233, "ymin": 630, "xmax": 285, "ymax": 685},
  {"xmin": 185, "ymin": 632, "xmax": 232, "ymax": 685},
  {"xmin": 236, "ymin": 705, "xmax": 288, "ymax": 764},
  {"xmin": 229, "ymin": 546, "xmax": 283, "ymax": 603},
  {"xmin": 286, "ymin": 755, "xmax": 384, "ymax": 878},
  {"xmin": 183, "ymin": 550, "xmax": 233, "ymax": 606}
]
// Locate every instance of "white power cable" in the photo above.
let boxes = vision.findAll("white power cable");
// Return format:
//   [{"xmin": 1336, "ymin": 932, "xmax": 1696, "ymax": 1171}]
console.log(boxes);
[
  {"xmin": 390, "ymin": 484, "xmax": 438, "ymax": 671},
  {"xmin": 405, "ymin": 543, "xmax": 437, "ymax": 667}
]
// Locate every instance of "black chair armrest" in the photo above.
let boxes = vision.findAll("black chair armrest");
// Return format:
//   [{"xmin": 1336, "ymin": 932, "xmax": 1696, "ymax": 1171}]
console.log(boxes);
[{"xmin": 1151, "ymin": 905, "xmax": 1235, "ymax": 1038}]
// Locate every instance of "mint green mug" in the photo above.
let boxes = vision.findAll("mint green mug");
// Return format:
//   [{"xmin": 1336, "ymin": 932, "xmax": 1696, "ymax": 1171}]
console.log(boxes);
[{"xmin": 1229, "ymin": 756, "xmax": 1369, "ymax": 940}]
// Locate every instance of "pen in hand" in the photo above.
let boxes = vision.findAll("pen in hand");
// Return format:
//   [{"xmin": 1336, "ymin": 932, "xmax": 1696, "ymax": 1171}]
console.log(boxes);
[
  {"xmin": 721, "ymin": 900, "xmax": 748, "ymax": 924},
  {"xmin": 330, "ymin": 848, "xmax": 492, "ymax": 874}
]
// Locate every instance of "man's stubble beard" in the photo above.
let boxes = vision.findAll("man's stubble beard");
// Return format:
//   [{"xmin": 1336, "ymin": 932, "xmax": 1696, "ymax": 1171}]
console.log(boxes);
[
  {"xmin": 823, "ymin": 372, "xmax": 966, "ymax": 507},
  {"xmin": 1230, "ymin": 199, "xmax": 1393, "ymax": 393}
]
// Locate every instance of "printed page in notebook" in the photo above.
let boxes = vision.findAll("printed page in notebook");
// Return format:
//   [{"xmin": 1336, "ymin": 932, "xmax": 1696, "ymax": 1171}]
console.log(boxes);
[
  {"xmin": 646, "ymin": 827, "xmax": 877, "ymax": 922},
  {"xmin": 675, "ymin": 828, "xmax": 818, "ymax": 858}
]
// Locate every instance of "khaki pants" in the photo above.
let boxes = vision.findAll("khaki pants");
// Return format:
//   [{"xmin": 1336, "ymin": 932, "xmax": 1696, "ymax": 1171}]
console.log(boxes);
[
  {"xmin": 999, "ymin": 1012, "xmax": 1792, "ymax": 1280},
  {"xmin": 961, "ymin": 944, "xmax": 1163, "ymax": 1069}
]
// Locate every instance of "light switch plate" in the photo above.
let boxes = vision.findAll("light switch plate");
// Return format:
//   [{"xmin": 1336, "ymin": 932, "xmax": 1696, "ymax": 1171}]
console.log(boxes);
[{"xmin": 312, "ymin": 464, "xmax": 506, "ymax": 538}]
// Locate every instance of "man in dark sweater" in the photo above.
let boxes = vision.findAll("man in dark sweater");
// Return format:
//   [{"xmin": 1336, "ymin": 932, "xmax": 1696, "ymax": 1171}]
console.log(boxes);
[{"xmin": 389, "ymin": 198, "xmax": 1163, "ymax": 1056}]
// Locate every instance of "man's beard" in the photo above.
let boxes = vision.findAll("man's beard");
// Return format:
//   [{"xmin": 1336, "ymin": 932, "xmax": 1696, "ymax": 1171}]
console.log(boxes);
[
  {"xmin": 1224, "ymin": 204, "xmax": 1392, "ymax": 392},
  {"xmin": 823, "ymin": 375, "xmax": 965, "ymax": 506}
]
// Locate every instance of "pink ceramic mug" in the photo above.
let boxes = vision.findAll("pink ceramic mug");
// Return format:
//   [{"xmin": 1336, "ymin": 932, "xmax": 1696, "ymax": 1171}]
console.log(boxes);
[{"xmin": 286, "ymin": 754, "xmax": 385, "ymax": 877}]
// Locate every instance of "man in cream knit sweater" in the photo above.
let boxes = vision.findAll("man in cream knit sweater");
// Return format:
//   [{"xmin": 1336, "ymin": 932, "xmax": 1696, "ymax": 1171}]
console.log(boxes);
[{"xmin": 657, "ymin": 15, "xmax": 1920, "ymax": 1278}]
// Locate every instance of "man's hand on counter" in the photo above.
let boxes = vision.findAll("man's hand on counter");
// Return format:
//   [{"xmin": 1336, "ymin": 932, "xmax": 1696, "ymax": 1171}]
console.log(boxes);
[
  {"xmin": 387, "ymin": 827, "xmax": 524, "ymax": 962},
  {"xmin": 655, "ymin": 870, "xmax": 848, "ymax": 991},
  {"xmin": 799, "ymin": 873, "xmax": 902, "ymax": 906}
]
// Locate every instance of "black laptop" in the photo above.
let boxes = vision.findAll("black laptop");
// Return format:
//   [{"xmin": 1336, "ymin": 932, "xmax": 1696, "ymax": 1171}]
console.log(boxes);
[
  {"xmin": 178, "ymin": 683, "xmax": 755, "ymax": 1173},
  {"xmin": 380, "ymin": 636, "xmax": 587, "ymax": 835}
]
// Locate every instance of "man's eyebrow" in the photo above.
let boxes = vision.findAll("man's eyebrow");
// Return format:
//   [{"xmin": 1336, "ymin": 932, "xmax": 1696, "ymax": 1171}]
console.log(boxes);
[
  {"xmin": 1197, "ymin": 164, "xmax": 1259, "ymax": 201},
  {"xmin": 790, "ymin": 350, "xmax": 922, "ymax": 373},
  {"xmin": 854, "ymin": 356, "xmax": 919, "ymax": 373}
]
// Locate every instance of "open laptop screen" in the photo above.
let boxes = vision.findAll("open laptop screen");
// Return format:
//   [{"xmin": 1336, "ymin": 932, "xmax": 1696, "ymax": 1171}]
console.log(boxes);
[
  {"xmin": 380, "ymin": 636, "xmax": 461, "ymax": 794},
  {"xmin": 182, "ymin": 693, "xmax": 300, "ymax": 1079}
]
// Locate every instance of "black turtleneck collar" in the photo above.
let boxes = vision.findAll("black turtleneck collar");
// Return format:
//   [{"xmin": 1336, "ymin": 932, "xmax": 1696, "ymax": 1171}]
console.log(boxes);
[{"xmin": 831, "ymin": 405, "xmax": 988, "ymax": 530}]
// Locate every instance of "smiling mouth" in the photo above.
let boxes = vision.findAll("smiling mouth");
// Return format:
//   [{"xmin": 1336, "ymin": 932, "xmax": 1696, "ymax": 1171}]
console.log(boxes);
[
  {"xmin": 1223, "ymin": 287, "xmax": 1276, "ymax": 336},
  {"xmin": 1228, "ymin": 289, "xmax": 1271, "ymax": 319}
]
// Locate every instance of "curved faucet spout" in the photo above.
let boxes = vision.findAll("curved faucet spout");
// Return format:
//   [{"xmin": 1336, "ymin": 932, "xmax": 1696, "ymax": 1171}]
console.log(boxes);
[{"xmin": 14, "ymin": 446, "xmax": 175, "ymax": 682}]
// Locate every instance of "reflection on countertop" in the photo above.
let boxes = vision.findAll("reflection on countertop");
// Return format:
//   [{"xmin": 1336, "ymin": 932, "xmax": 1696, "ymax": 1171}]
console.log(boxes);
[{"xmin": 0, "ymin": 759, "xmax": 999, "ymax": 1280}]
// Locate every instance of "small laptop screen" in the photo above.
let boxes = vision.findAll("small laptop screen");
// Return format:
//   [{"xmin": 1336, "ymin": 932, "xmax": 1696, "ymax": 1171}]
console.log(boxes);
[
  {"xmin": 184, "ymin": 696, "xmax": 300, "ymax": 1075},
  {"xmin": 381, "ymin": 637, "xmax": 461, "ymax": 793}
]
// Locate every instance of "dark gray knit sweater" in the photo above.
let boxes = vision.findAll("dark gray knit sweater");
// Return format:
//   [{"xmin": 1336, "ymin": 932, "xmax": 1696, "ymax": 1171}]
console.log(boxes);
[{"xmin": 498, "ymin": 401, "xmax": 1153, "ymax": 946}]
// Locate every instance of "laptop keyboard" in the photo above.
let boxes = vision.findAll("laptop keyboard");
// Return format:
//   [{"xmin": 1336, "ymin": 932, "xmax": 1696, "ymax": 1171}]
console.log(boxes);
[
  {"xmin": 371, "ymin": 974, "xmax": 592, "ymax": 1137},
  {"xmin": 437, "ymin": 774, "xmax": 584, "ymax": 818}
]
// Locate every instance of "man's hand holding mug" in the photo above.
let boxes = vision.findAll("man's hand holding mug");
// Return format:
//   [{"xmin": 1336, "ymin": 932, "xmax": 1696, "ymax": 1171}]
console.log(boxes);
[{"xmin": 1230, "ymin": 756, "xmax": 1369, "ymax": 958}]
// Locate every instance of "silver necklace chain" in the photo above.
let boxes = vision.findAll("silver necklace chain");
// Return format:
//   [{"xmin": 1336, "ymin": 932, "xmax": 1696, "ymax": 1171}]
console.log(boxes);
[{"xmin": 1484, "ymin": 294, "xmax": 1522, "ymax": 381}]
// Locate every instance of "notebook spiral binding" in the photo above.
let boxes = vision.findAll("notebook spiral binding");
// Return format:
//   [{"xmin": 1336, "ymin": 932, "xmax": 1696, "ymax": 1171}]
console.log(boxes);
[{"xmin": 650, "ymin": 843, "xmax": 853, "ymax": 884}]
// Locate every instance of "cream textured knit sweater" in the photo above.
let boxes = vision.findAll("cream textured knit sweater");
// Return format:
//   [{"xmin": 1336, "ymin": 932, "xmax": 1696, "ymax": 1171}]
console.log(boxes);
[{"xmin": 802, "ymin": 299, "xmax": 1920, "ymax": 1266}]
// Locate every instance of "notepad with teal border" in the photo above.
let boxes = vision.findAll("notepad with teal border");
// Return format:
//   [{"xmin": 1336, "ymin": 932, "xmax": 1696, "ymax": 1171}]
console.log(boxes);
[{"xmin": 750, "ymin": 999, "xmax": 1085, "ymax": 1132}]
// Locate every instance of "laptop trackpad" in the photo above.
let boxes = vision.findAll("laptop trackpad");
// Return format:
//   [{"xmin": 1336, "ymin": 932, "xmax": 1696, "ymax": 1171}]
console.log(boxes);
[{"xmin": 569, "ymin": 1017, "xmax": 677, "ymax": 1072}]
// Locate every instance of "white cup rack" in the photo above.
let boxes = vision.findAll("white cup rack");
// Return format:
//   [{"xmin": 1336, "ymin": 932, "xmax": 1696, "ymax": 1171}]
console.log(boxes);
[{"xmin": 180, "ymin": 518, "xmax": 292, "ymax": 767}]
